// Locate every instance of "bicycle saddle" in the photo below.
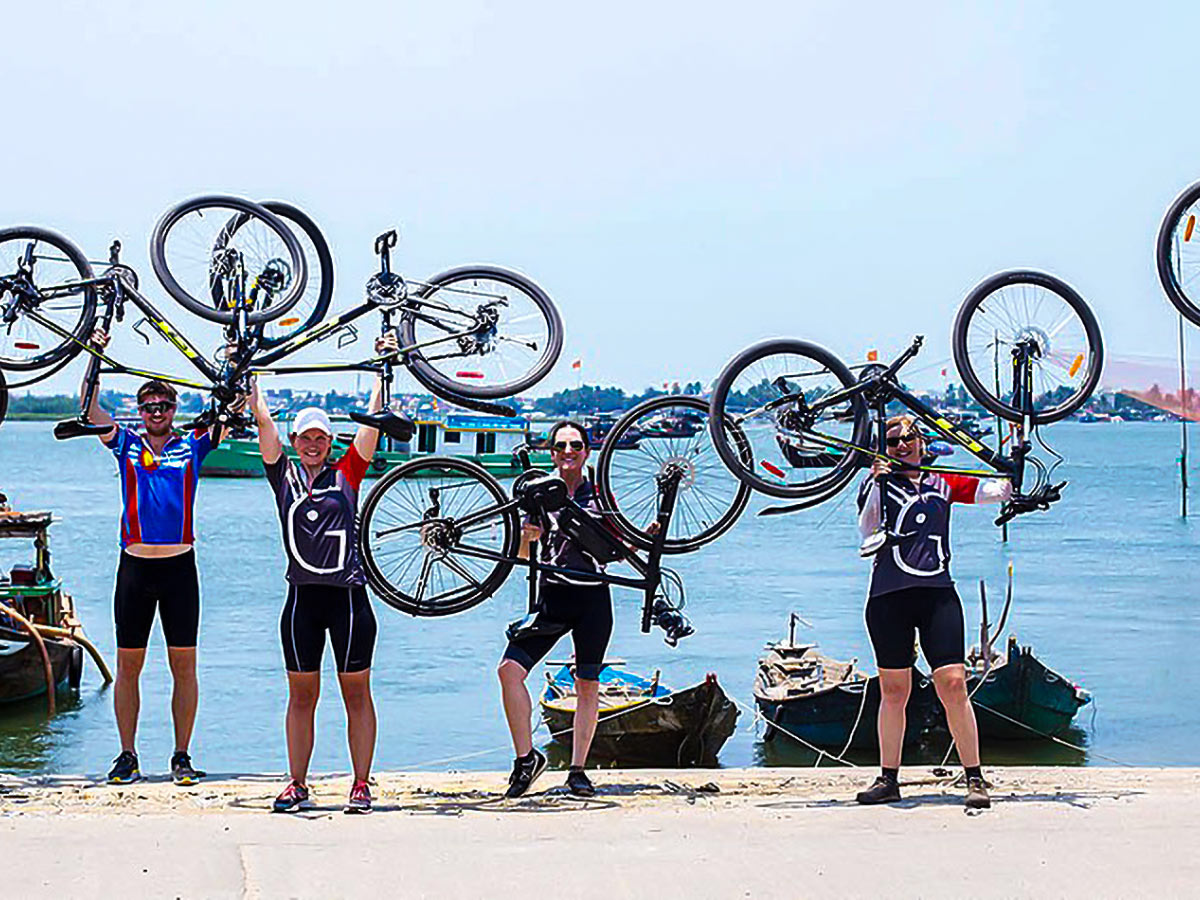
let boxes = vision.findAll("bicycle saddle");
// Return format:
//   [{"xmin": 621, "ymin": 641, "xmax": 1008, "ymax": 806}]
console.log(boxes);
[
  {"xmin": 53, "ymin": 418, "xmax": 114, "ymax": 440},
  {"xmin": 349, "ymin": 410, "xmax": 415, "ymax": 441}
]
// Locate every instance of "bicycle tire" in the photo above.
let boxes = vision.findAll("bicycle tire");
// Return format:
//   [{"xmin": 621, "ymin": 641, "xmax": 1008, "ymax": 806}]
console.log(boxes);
[
  {"xmin": 1157, "ymin": 179, "xmax": 1200, "ymax": 327},
  {"xmin": 149, "ymin": 195, "xmax": 307, "ymax": 325},
  {"xmin": 0, "ymin": 226, "xmax": 96, "ymax": 371},
  {"xmin": 0, "ymin": 369, "xmax": 7, "ymax": 428},
  {"xmin": 225, "ymin": 201, "xmax": 333, "ymax": 349},
  {"xmin": 952, "ymin": 269, "xmax": 1103, "ymax": 424},
  {"xmin": 708, "ymin": 338, "xmax": 868, "ymax": 499},
  {"xmin": 400, "ymin": 265, "xmax": 563, "ymax": 399},
  {"xmin": 595, "ymin": 394, "xmax": 751, "ymax": 553},
  {"xmin": 359, "ymin": 456, "xmax": 518, "ymax": 616}
]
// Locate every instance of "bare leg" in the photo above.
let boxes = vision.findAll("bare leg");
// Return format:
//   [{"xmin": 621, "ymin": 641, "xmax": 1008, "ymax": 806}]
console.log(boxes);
[
  {"xmin": 877, "ymin": 667, "xmax": 912, "ymax": 770},
  {"xmin": 114, "ymin": 648, "xmax": 146, "ymax": 753},
  {"xmin": 498, "ymin": 659, "xmax": 534, "ymax": 756},
  {"xmin": 337, "ymin": 670, "xmax": 377, "ymax": 782},
  {"xmin": 933, "ymin": 664, "xmax": 980, "ymax": 768},
  {"xmin": 285, "ymin": 672, "xmax": 320, "ymax": 784},
  {"xmin": 570, "ymin": 678, "xmax": 600, "ymax": 768},
  {"xmin": 166, "ymin": 647, "xmax": 198, "ymax": 753}
]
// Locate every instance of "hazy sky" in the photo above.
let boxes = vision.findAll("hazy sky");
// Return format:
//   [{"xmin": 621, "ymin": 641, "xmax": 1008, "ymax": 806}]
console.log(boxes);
[{"xmin": 7, "ymin": 1, "xmax": 1200, "ymax": 398}]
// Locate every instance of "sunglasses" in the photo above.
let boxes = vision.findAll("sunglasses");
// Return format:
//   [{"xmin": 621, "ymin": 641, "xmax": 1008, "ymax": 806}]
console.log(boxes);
[
  {"xmin": 138, "ymin": 401, "xmax": 176, "ymax": 415},
  {"xmin": 552, "ymin": 440, "xmax": 585, "ymax": 452},
  {"xmin": 886, "ymin": 432, "xmax": 919, "ymax": 447}
]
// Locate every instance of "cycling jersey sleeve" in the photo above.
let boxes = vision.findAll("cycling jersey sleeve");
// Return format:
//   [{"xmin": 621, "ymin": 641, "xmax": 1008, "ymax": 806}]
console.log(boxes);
[
  {"xmin": 335, "ymin": 444, "xmax": 369, "ymax": 492},
  {"xmin": 104, "ymin": 425, "xmax": 131, "ymax": 457},
  {"xmin": 263, "ymin": 454, "xmax": 288, "ymax": 492},
  {"xmin": 187, "ymin": 428, "xmax": 214, "ymax": 463},
  {"xmin": 943, "ymin": 472, "xmax": 1011, "ymax": 504},
  {"xmin": 857, "ymin": 476, "xmax": 881, "ymax": 538}
]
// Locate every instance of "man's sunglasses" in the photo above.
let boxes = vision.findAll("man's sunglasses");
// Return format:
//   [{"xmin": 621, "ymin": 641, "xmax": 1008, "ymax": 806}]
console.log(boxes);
[
  {"xmin": 551, "ymin": 440, "xmax": 586, "ymax": 452},
  {"xmin": 886, "ymin": 432, "xmax": 920, "ymax": 447},
  {"xmin": 138, "ymin": 401, "xmax": 176, "ymax": 415}
]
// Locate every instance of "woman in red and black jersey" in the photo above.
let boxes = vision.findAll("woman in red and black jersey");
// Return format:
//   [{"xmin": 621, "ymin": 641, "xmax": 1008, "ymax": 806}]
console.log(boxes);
[
  {"xmin": 249, "ymin": 332, "xmax": 396, "ymax": 815},
  {"xmin": 854, "ymin": 415, "xmax": 1011, "ymax": 809}
]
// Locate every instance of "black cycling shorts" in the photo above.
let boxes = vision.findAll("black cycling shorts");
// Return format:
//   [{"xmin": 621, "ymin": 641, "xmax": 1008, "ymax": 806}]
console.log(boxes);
[
  {"xmin": 865, "ymin": 584, "xmax": 965, "ymax": 671},
  {"xmin": 502, "ymin": 582, "xmax": 613, "ymax": 680},
  {"xmin": 114, "ymin": 550, "xmax": 201, "ymax": 650},
  {"xmin": 280, "ymin": 583, "xmax": 377, "ymax": 674}
]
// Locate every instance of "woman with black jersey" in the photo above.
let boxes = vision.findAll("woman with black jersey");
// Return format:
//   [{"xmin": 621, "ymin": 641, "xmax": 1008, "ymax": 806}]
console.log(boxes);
[
  {"xmin": 497, "ymin": 420, "xmax": 621, "ymax": 799},
  {"xmin": 854, "ymin": 415, "xmax": 1011, "ymax": 809},
  {"xmin": 249, "ymin": 332, "xmax": 396, "ymax": 815}
]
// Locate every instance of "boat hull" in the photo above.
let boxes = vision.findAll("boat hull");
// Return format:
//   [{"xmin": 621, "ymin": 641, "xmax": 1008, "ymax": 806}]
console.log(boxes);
[
  {"xmin": 755, "ymin": 667, "xmax": 939, "ymax": 751},
  {"xmin": 542, "ymin": 676, "xmax": 739, "ymax": 767},
  {"xmin": 0, "ymin": 628, "xmax": 76, "ymax": 705}
]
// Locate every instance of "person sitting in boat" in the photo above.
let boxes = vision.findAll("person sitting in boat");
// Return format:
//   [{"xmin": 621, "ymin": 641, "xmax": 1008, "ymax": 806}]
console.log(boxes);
[
  {"xmin": 498, "ymin": 419, "xmax": 651, "ymax": 799},
  {"xmin": 248, "ymin": 331, "xmax": 397, "ymax": 815},
  {"xmin": 854, "ymin": 414, "xmax": 1011, "ymax": 809},
  {"xmin": 83, "ymin": 328, "xmax": 240, "ymax": 787}
]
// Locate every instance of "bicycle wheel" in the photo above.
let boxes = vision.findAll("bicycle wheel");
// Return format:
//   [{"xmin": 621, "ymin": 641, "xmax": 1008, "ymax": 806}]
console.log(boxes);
[
  {"xmin": 150, "ymin": 195, "xmax": 307, "ymax": 325},
  {"xmin": 953, "ymin": 270, "xmax": 1103, "ymax": 424},
  {"xmin": 400, "ymin": 266, "xmax": 563, "ymax": 399},
  {"xmin": 0, "ymin": 369, "xmax": 7, "ymax": 428},
  {"xmin": 226, "ymin": 201, "xmax": 333, "ymax": 349},
  {"xmin": 596, "ymin": 395, "xmax": 751, "ymax": 553},
  {"xmin": 708, "ymin": 339, "xmax": 868, "ymax": 499},
  {"xmin": 1157, "ymin": 179, "xmax": 1200, "ymax": 327},
  {"xmin": 359, "ymin": 456, "xmax": 518, "ymax": 616},
  {"xmin": 0, "ymin": 227, "xmax": 96, "ymax": 371}
]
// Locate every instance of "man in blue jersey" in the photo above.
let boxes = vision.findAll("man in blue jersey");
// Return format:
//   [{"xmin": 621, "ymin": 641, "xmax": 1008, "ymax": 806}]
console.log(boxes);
[{"xmin": 84, "ymin": 328, "xmax": 231, "ymax": 786}]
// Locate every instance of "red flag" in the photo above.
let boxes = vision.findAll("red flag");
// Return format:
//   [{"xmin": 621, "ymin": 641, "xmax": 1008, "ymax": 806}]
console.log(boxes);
[
  {"xmin": 571, "ymin": 359, "xmax": 581, "ymax": 370},
  {"xmin": 867, "ymin": 349, "xmax": 878, "ymax": 362},
  {"xmin": 941, "ymin": 367, "xmax": 948, "ymax": 377}
]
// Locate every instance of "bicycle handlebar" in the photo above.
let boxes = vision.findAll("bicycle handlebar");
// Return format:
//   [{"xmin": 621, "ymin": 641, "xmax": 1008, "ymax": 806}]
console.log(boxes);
[{"xmin": 994, "ymin": 480, "xmax": 1065, "ymax": 526}]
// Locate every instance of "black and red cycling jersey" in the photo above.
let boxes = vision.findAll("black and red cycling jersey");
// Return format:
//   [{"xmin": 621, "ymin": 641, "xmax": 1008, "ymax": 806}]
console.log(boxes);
[{"xmin": 856, "ymin": 471, "xmax": 1010, "ymax": 598}]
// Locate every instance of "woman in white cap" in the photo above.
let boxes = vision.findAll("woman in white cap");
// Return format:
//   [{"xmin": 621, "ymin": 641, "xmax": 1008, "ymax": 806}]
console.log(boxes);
[{"xmin": 249, "ymin": 332, "xmax": 397, "ymax": 814}]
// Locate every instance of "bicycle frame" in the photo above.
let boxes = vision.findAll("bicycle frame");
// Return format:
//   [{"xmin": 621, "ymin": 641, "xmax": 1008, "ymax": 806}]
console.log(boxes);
[
  {"xmin": 779, "ymin": 336, "xmax": 1036, "ymax": 491},
  {"xmin": 15, "ymin": 236, "xmax": 521, "ymax": 424}
]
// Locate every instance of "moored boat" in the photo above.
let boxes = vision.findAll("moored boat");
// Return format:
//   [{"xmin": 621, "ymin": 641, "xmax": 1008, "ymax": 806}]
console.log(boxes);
[
  {"xmin": 0, "ymin": 507, "xmax": 111, "ymax": 712},
  {"xmin": 540, "ymin": 661, "xmax": 738, "ymax": 767},
  {"xmin": 753, "ymin": 614, "xmax": 938, "ymax": 751}
]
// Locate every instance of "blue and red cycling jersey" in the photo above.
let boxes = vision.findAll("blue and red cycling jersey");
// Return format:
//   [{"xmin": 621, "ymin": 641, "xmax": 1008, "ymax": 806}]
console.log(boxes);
[{"xmin": 104, "ymin": 426, "xmax": 213, "ymax": 547}]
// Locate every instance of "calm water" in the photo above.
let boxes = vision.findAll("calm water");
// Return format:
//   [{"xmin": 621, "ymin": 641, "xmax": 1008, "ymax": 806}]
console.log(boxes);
[{"xmin": 1, "ymin": 419, "xmax": 1197, "ymax": 775}]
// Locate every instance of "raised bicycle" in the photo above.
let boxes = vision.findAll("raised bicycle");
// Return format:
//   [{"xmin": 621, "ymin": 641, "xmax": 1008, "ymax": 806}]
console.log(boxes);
[
  {"xmin": 705, "ymin": 270, "xmax": 1105, "ymax": 525},
  {"xmin": 1156, "ymin": 178, "xmax": 1200, "ymax": 328},
  {"xmin": 354, "ymin": 394, "xmax": 752, "ymax": 640},
  {"xmin": 0, "ymin": 196, "xmax": 563, "ymax": 434}
]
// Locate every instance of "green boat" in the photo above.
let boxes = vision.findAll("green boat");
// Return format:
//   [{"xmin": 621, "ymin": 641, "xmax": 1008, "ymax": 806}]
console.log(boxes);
[{"xmin": 202, "ymin": 412, "xmax": 550, "ymax": 478}]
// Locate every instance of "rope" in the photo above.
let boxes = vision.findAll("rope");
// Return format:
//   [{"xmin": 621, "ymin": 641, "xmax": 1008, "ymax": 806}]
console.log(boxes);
[{"xmin": 726, "ymin": 694, "xmax": 860, "ymax": 769}]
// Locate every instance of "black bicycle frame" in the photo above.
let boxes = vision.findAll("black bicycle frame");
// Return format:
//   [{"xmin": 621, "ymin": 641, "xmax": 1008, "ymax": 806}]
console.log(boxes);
[{"xmin": 425, "ymin": 466, "xmax": 685, "ymax": 635}]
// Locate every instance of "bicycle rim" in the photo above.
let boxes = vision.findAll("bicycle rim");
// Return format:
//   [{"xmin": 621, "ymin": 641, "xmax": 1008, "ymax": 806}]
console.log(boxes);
[
  {"xmin": 596, "ymin": 395, "xmax": 751, "ymax": 553},
  {"xmin": 359, "ymin": 457, "xmax": 517, "ymax": 616}
]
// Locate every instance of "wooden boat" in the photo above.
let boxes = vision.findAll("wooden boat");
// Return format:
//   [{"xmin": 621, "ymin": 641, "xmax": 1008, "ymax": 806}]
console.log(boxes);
[
  {"xmin": 0, "ymin": 508, "xmax": 111, "ymax": 713},
  {"xmin": 753, "ymin": 615, "xmax": 938, "ymax": 750},
  {"xmin": 954, "ymin": 634, "xmax": 1092, "ymax": 740},
  {"xmin": 539, "ymin": 661, "xmax": 738, "ymax": 767}
]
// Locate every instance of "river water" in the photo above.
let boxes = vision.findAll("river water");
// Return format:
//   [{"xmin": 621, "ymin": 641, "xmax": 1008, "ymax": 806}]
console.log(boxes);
[{"xmin": 1, "ymin": 420, "xmax": 1196, "ymax": 776}]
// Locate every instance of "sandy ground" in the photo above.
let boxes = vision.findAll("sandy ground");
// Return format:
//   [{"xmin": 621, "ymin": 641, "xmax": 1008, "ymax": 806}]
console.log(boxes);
[{"xmin": 1, "ymin": 766, "xmax": 1197, "ymax": 899}]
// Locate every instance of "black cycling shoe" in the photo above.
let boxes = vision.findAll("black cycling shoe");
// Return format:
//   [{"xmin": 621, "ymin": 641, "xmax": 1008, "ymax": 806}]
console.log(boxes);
[
  {"xmin": 856, "ymin": 775, "xmax": 902, "ymax": 805},
  {"xmin": 566, "ymin": 768, "xmax": 595, "ymax": 798},
  {"xmin": 107, "ymin": 750, "xmax": 141, "ymax": 784},
  {"xmin": 505, "ymin": 748, "xmax": 547, "ymax": 798},
  {"xmin": 170, "ymin": 751, "xmax": 203, "ymax": 786}
]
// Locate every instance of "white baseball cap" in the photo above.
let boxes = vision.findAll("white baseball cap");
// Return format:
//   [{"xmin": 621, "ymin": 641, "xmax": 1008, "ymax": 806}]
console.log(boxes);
[{"xmin": 291, "ymin": 407, "xmax": 333, "ymax": 438}]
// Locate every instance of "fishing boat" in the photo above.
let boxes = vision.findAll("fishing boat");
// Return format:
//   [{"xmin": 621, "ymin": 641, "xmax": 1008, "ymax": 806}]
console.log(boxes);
[
  {"xmin": 583, "ymin": 414, "xmax": 642, "ymax": 450},
  {"xmin": 753, "ymin": 614, "xmax": 938, "ymax": 750},
  {"xmin": 539, "ymin": 661, "xmax": 738, "ymax": 767},
  {"xmin": 0, "ymin": 506, "xmax": 111, "ymax": 713},
  {"xmin": 639, "ymin": 410, "xmax": 703, "ymax": 438}
]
